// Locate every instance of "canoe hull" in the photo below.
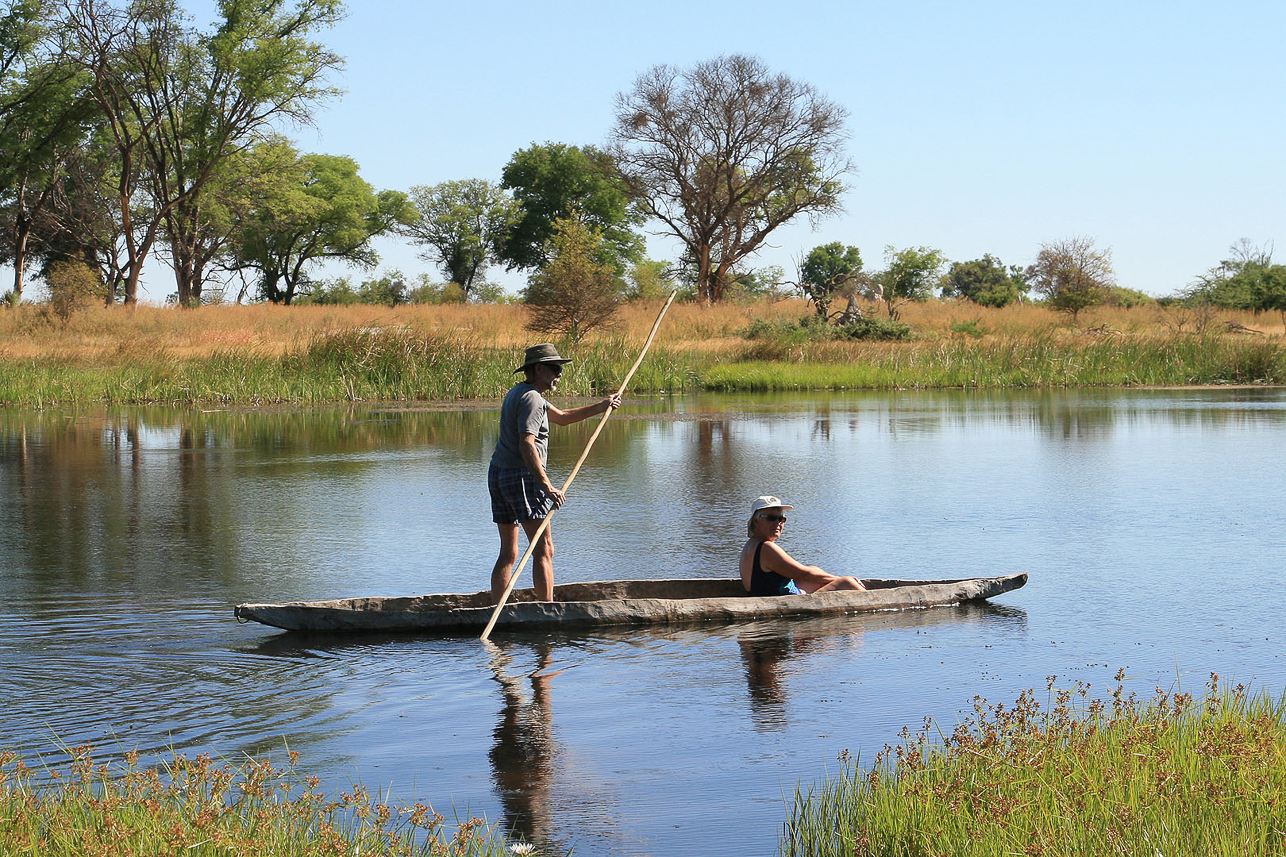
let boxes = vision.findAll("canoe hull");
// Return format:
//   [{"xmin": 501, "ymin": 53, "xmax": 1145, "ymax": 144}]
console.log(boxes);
[{"xmin": 234, "ymin": 573, "xmax": 1027, "ymax": 635}]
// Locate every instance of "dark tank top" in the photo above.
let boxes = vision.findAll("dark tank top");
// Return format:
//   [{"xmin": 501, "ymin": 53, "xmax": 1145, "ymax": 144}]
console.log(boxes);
[{"xmin": 749, "ymin": 541, "xmax": 801, "ymax": 596}]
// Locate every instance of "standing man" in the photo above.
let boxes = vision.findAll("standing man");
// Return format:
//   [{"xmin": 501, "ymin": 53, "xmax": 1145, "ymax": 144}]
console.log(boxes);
[{"xmin": 490, "ymin": 344, "xmax": 621, "ymax": 603}]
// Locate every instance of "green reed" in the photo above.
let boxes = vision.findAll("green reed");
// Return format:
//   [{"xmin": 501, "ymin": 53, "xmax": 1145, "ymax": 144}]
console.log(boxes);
[
  {"xmin": 705, "ymin": 333, "xmax": 1285, "ymax": 391},
  {"xmin": 1, "ymin": 330, "xmax": 1282, "ymax": 406},
  {"xmin": 0, "ymin": 745, "xmax": 527, "ymax": 857},
  {"xmin": 784, "ymin": 671, "xmax": 1286, "ymax": 857}
]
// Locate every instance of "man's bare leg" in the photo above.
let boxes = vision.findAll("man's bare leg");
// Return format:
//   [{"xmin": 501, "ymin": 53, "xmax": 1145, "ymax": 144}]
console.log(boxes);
[
  {"xmin": 491, "ymin": 523, "xmax": 522, "ymax": 604},
  {"xmin": 522, "ymin": 518, "xmax": 555, "ymax": 601}
]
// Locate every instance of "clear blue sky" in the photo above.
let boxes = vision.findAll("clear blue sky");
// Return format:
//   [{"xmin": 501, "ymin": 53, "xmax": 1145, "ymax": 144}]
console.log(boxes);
[{"xmin": 168, "ymin": 1, "xmax": 1284, "ymax": 301}]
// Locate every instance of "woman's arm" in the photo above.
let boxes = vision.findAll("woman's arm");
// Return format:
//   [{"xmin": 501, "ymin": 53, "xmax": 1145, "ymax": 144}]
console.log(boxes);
[{"xmin": 758, "ymin": 541, "xmax": 835, "ymax": 588}]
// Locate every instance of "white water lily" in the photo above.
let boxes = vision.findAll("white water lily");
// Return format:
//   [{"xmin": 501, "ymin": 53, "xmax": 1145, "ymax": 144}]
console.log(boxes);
[{"xmin": 509, "ymin": 844, "xmax": 535, "ymax": 856}]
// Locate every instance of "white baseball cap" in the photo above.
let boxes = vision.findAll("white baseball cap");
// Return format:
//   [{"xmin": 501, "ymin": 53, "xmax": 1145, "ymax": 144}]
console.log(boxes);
[{"xmin": 749, "ymin": 495, "xmax": 793, "ymax": 516}]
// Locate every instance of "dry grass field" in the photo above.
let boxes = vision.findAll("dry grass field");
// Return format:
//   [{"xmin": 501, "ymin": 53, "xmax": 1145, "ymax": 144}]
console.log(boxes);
[
  {"xmin": 1, "ymin": 297, "xmax": 1282, "ymax": 406},
  {"xmin": 1, "ymin": 297, "xmax": 1280, "ymax": 363}
]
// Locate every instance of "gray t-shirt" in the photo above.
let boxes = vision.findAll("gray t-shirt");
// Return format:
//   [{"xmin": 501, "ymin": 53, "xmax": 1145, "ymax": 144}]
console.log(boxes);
[{"xmin": 490, "ymin": 382, "xmax": 549, "ymax": 470}]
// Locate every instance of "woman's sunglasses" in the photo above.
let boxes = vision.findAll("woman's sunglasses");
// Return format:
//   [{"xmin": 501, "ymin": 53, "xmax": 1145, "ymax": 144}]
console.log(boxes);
[{"xmin": 757, "ymin": 513, "xmax": 786, "ymax": 523}]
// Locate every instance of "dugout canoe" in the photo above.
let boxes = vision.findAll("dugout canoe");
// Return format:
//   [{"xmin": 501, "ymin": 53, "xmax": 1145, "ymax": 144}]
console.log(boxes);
[{"xmin": 233, "ymin": 573, "xmax": 1026, "ymax": 634}]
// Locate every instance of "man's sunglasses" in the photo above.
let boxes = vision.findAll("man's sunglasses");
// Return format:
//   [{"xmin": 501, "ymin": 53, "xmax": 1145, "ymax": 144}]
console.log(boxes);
[{"xmin": 757, "ymin": 513, "xmax": 787, "ymax": 523}]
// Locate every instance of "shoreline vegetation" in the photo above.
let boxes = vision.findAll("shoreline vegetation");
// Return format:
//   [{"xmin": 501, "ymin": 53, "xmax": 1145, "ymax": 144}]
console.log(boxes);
[
  {"xmin": 2, "ymin": 299, "xmax": 1284, "ymax": 408},
  {"xmin": 785, "ymin": 673, "xmax": 1286, "ymax": 857},
  {"xmin": 0, "ymin": 746, "xmax": 520, "ymax": 857}
]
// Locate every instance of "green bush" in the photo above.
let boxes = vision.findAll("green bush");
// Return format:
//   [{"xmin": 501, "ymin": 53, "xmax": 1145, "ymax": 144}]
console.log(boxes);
[
  {"xmin": 835, "ymin": 317, "xmax": 912, "ymax": 341},
  {"xmin": 948, "ymin": 319, "xmax": 986, "ymax": 338},
  {"xmin": 297, "ymin": 278, "xmax": 361, "ymax": 306},
  {"xmin": 743, "ymin": 315, "xmax": 912, "ymax": 343},
  {"xmin": 1108, "ymin": 286, "xmax": 1155, "ymax": 308}
]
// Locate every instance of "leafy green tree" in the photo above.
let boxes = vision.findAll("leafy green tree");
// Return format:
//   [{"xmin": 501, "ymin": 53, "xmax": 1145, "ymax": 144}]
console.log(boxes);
[
  {"xmin": 232, "ymin": 149, "xmax": 412, "ymax": 305},
  {"xmin": 28, "ymin": 136, "xmax": 132, "ymax": 302},
  {"xmin": 611, "ymin": 54, "xmax": 851, "ymax": 303},
  {"xmin": 0, "ymin": 1, "xmax": 99, "ymax": 302},
  {"xmin": 875, "ymin": 245, "xmax": 945, "ymax": 320},
  {"xmin": 60, "ymin": 0, "xmax": 344, "ymax": 306},
  {"xmin": 406, "ymin": 273, "xmax": 465, "ymax": 305},
  {"xmin": 399, "ymin": 179, "xmax": 519, "ymax": 301},
  {"xmin": 942, "ymin": 254, "xmax": 1026, "ymax": 308},
  {"xmin": 1025, "ymin": 237, "xmax": 1115, "ymax": 321},
  {"xmin": 726, "ymin": 265, "xmax": 788, "ymax": 302},
  {"xmin": 499, "ymin": 142, "xmax": 645, "ymax": 275},
  {"xmin": 1188, "ymin": 241, "xmax": 1286, "ymax": 324},
  {"xmin": 295, "ymin": 275, "xmax": 358, "ymax": 305},
  {"xmin": 800, "ymin": 242, "xmax": 863, "ymax": 319},
  {"xmin": 355, "ymin": 270, "xmax": 407, "ymax": 307},
  {"xmin": 625, "ymin": 258, "xmax": 675, "ymax": 301},
  {"xmin": 523, "ymin": 216, "xmax": 625, "ymax": 344}
]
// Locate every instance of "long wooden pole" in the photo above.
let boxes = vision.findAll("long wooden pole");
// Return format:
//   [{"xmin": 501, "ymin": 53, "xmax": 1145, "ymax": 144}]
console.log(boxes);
[{"xmin": 480, "ymin": 291, "xmax": 677, "ymax": 641}]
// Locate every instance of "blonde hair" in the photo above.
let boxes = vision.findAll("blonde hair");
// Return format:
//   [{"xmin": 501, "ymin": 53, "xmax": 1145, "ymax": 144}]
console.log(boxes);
[{"xmin": 747, "ymin": 510, "xmax": 781, "ymax": 537}]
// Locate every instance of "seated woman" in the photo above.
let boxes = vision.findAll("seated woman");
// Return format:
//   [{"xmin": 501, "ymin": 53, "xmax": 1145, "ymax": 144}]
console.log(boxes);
[{"xmin": 739, "ymin": 496, "xmax": 865, "ymax": 596}]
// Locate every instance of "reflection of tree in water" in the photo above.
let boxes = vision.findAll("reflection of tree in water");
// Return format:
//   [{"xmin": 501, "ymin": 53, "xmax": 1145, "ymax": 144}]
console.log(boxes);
[
  {"xmin": 486, "ymin": 641, "xmax": 559, "ymax": 847},
  {"xmin": 0, "ymin": 406, "xmax": 498, "ymax": 583}
]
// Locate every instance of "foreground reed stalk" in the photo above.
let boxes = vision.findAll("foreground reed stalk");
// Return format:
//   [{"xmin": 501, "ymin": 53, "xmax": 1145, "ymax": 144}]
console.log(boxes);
[
  {"xmin": 0, "ymin": 746, "xmax": 524, "ymax": 857},
  {"xmin": 785, "ymin": 672, "xmax": 1286, "ymax": 857}
]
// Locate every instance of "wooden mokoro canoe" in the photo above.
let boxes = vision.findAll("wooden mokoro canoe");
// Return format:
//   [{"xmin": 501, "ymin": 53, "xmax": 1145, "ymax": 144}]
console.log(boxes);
[{"xmin": 234, "ymin": 573, "xmax": 1026, "ymax": 634}]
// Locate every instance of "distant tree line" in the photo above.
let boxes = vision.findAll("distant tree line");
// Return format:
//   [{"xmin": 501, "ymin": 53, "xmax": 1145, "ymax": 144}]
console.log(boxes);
[
  {"xmin": 795, "ymin": 236, "xmax": 1284, "ymax": 329},
  {"xmin": 3, "ymin": 7, "xmax": 1281, "ymax": 339}
]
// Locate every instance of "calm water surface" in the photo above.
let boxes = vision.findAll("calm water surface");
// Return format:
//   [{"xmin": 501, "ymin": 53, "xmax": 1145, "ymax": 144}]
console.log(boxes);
[{"xmin": 1, "ymin": 389, "xmax": 1284, "ymax": 856}]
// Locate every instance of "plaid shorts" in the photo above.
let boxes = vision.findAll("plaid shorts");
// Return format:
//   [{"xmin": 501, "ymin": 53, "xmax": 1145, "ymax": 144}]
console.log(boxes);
[{"xmin": 488, "ymin": 463, "xmax": 555, "ymax": 524}]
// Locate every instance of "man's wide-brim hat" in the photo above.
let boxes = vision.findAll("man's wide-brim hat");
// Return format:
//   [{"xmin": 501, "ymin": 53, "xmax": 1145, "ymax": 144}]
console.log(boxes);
[{"xmin": 514, "ymin": 343, "xmax": 572, "ymax": 373}]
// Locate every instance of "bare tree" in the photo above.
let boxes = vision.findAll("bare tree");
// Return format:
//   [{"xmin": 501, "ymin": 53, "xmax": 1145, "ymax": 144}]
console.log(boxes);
[
  {"xmin": 1025, "ymin": 237, "xmax": 1116, "ymax": 322},
  {"xmin": 610, "ymin": 54, "xmax": 851, "ymax": 303}
]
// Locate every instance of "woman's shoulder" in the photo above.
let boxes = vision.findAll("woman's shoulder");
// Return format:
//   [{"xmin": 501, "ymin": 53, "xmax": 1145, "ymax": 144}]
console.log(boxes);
[{"xmin": 756, "ymin": 539, "xmax": 795, "ymax": 567}]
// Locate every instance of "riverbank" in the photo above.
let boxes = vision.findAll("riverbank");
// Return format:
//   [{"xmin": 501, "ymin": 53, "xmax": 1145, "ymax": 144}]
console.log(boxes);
[
  {"xmin": 785, "ymin": 674, "xmax": 1286, "ymax": 857},
  {"xmin": 2, "ymin": 300, "xmax": 1283, "ymax": 406}
]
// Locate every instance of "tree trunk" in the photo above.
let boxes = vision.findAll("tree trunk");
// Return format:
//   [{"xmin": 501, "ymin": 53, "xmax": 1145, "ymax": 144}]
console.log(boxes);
[{"xmin": 10, "ymin": 228, "xmax": 30, "ymax": 300}]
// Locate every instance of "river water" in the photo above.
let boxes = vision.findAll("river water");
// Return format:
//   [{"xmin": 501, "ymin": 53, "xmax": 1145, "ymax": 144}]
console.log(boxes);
[{"xmin": 1, "ymin": 389, "xmax": 1284, "ymax": 855}]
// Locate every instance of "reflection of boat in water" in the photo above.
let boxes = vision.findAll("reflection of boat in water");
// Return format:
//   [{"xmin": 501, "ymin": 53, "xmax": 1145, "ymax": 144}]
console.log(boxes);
[{"xmin": 234, "ymin": 574, "xmax": 1027, "ymax": 634}]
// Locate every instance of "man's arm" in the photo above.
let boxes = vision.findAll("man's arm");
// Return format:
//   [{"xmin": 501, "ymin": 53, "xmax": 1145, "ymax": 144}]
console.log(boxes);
[
  {"xmin": 548, "ymin": 394, "xmax": 622, "ymax": 426},
  {"xmin": 519, "ymin": 433, "xmax": 565, "ymax": 508}
]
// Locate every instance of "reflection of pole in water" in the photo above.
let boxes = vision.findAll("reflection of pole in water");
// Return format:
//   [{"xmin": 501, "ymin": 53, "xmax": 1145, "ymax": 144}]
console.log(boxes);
[{"xmin": 485, "ymin": 641, "xmax": 560, "ymax": 847}]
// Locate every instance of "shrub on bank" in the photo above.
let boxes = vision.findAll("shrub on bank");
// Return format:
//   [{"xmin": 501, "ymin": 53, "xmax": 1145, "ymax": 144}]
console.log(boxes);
[
  {"xmin": 743, "ymin": 314, "xmax": 912, "ymax": 343},
  {"xmin": 784, "ymin": 673, "xmax": 1286, "ymax": 857}
]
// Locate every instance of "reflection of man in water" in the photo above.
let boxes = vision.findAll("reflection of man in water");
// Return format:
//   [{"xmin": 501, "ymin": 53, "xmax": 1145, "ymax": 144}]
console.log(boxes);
[{"xmin": 487, "ymin": 641, "xmax": 559, "ymax": 846}]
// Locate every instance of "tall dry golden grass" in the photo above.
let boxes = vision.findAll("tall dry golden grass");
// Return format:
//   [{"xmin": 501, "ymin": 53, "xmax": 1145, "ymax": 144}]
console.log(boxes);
[{"xmin": 2, "ymin": 297, "xmax": 1279, "ymax": 365}]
